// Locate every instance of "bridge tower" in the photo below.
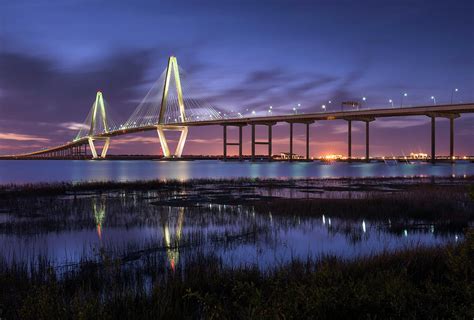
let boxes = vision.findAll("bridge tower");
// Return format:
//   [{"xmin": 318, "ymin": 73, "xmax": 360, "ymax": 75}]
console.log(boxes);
[
  {"xmin": 87, "ymin": 91, "xmax": 111, "ymax": 159},
  {"xmin": 156, "ymin": 56, "xmax": 188, "ymax": 158}
]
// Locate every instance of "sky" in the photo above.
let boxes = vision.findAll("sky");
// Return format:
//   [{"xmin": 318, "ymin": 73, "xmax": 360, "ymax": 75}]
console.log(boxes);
[{"xmin": 1, "ymin": 0, "xmax": 473, "ymax": 157}]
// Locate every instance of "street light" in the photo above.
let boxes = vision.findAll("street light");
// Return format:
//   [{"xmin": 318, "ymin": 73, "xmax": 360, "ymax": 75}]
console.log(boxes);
[
  {"xmin": 322, "ymin": 104, "xmax": 326, "ymax": 112},
  {"xmin": 431, "ymin": 96, "xmax": 436, "ymax": 105},
  {"xmin": 252, "ymin": 110, "xmax": 256, "ymax": 115},
  {"xmin": 451, "ymin": 88, "xmax": 459, "ymax": 104},
  {"xmin": 389, "ymin": 99, "xmax": 394, "ymax": 107},
  {"xmin": 400, "ymin": 93, "xmax": 408, "ymax": 108},
  {"xmin": 292, "ymin": 107, "xmax": 297, "ymax": 114}
]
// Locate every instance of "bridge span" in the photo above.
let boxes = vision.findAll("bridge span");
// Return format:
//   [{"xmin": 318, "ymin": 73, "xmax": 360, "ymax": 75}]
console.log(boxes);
[{"xmin": 2, "ymin": 56, "xmax": 473, "ymax": 163}]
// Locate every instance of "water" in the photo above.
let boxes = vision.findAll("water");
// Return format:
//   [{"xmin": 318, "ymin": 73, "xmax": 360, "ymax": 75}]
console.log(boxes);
[
  {"xmin": 0, "ymin": 190, "xmax": 464, "ymax": 271},
  {"xmin": 1, "ymin": 160, "xmax": 473, "ymax": 183}
]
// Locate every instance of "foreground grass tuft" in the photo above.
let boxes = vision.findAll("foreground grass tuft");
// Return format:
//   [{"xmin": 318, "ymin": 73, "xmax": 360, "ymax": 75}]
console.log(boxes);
[{"xmin": 0, "ymin": 230, "xmax": 472, "ymax": 319}]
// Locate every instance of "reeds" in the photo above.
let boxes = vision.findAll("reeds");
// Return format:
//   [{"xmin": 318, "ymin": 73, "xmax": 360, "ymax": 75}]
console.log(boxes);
[{"xmin": 0, "ymin": 230, "xmax": 472, "ymax": 319}]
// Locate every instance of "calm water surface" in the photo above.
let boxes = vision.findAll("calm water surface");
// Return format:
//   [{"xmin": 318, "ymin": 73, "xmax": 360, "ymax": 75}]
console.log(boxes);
[
  {"xmin": 0, "ymin": 191, "xmax": 462, "ymax": 270},
  {"xmin": 1, "ymin": 160, "xmax": 474, "ymax": 183}
]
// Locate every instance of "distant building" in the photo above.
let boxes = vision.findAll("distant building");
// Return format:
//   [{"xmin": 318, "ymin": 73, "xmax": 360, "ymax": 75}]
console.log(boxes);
[
  {"xmin": 279, "ymin": 152, "xmax": 304, "ymax": 160},
  {"xmin": 410, "ymin": 152, "xmax": 428, "ymax": 159}
]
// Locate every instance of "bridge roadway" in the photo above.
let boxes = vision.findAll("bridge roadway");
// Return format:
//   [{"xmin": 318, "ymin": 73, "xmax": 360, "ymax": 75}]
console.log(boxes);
[{"xmin": 7, "ymin": 102, "xmax": 474, "ymax": 162}]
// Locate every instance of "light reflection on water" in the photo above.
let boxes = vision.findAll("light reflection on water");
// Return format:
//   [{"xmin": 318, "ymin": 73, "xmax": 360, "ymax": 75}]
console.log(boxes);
[
  {"xmin": 0, "ymin": 160, "xmax": 473, "ymax": 183},
  {"xmin": 0, "ymin": 195, "xmax": 460, "ymax": 270}
]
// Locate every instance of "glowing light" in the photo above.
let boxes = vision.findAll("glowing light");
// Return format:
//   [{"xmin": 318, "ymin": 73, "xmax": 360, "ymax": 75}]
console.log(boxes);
[
  {"xmin": 362, "ymin": 220, "xmax": 366, "ymax": 233},
  {"xmin": 410, "ymin": 152, "xmax": 428, "ymax": 159},
  {"xmin": 320, "ymin": 154, "xmax": 343, "ymax": 161}
]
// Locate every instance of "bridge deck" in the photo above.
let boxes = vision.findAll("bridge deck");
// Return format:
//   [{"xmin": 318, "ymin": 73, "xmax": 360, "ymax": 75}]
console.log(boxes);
[{"xmin": 6, "ymin": 102, "xmax": 474, "ymax": 158}]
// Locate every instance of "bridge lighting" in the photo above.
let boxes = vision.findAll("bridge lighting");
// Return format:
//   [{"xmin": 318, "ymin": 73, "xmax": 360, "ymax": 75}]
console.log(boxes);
[
  {"xmin": 400, "ymin": 93, "xmax": 408, "ymax": 108},
  {"xmin": 328, "ymin": 100, "xmax": 332, "ymax": 104},
  {"xmin": 431, "ymin": 96, "xmax": 436, "ymax": 105},
  {"xmin": 322, "ymin": 104, "xmax": 326, "ymax": 112},
  {"xmin": 389, "ymin": 99, "xmax": 394, "ymax": 107},
  {"xmin": 451, "ymin": 88, "xmax": 459, "ymax": 103},
  {"xmin": 362, "ymin": 97, "xmax": 366, "ymax": 101},
  {"xmin": 297, "ymin": 103, "xmax": 301, "ymax": 107},
  {"xmin": 252, "ymin": 110, "xmax": 256, "ymax": 115}
]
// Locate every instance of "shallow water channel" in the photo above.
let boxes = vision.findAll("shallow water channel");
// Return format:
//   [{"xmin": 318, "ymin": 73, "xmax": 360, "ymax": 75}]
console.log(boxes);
[{"xmin": 0, "ymin": 183, "xmax": 463, "ymax": 271}]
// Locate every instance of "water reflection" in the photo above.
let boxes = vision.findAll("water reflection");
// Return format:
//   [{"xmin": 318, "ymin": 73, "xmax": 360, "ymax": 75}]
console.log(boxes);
[
  {"xmin": 0, "ymin": 193, "xmax": 467, "ymax": 270},
  {"xmin": 2, "ymin": 160, "xmax": 474, "ymax": 183},
  {"xmin": 162, "ymin": 207, "xmax": 184, "ymax": 271},
  {"xmin": 93, "ymin": 197, "xmax": 106, "ymax": 240}
]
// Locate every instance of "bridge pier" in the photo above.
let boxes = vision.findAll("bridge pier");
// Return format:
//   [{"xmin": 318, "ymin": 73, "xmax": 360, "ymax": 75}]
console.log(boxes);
[
  {"xmin": 251, "ymin": 124, "xmax": 255, "ymax": 161},
  {"xmin": 223, "ymin": 125, "xmax": 227, "ymax": 160},
  {"xmin": 288, "ymin": 121, "xmax": 313, "ymax": 161},
  {"xmin": 88, "ymin": 137, "xmax": 110, "ymax": 159},
  {"xmin": 251, "ymin": 123, "xmax": 274, "ymax": 161},
  {"xmin": 268, "ymin": 124, "xmax": 272, "ymax": 161},
  {"xmin": 223, "ymin": 124, "xmax": 245, "ymax": 161},
  {"xmin": 306, "ymin": 122, "xmax": 310, "ymax": 160},
  {"xmin": 289, "ymin": 122, "xmax": 293, "ymax": 161},
  {"xmin": 431, "ymin": 116, "xmax": 436, "ymax": 164},
  {"xmin": 365, "ymin": 121, "xmax": 370, "ymax": 163},
  {"xmin": 348, "ymin": 120, "xmax": 352, "ymax": 162},
  {"xmin": 450, "ymin": 117, "xmax": 454, "ymax": 161}
]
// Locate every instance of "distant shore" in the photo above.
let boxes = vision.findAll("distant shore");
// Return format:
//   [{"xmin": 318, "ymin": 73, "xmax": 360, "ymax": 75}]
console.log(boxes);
[{"xmin": 1, "ymin": 154, "xmax": 473, "ymax": 163}]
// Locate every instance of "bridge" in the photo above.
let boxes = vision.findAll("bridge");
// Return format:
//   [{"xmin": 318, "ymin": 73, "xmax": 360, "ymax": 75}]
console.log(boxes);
[{"xmin": 3, "ymin": 56, "xmax": 474, "ymax": 163}]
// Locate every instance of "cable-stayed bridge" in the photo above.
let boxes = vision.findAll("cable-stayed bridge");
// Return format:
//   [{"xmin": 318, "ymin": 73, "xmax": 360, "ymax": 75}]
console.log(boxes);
[{"xmin": 4, "ymin": 56, "xmax": 474, "ymax": 163}]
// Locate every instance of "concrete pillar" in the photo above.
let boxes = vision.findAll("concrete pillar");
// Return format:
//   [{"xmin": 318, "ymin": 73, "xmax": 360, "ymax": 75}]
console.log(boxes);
[
  {"xmin": 268, "ymin": 124, "xmax": 272, "ymax": 161},
  {"xmin": 431, "ymin": 116, "xmax": 436, "ymax": 164},
  {"xmin": 289, "ymin": 122, "xmax": 293, "ymax": 162},
  {"xmin": 306, "ymin": 122, "xmax": 310, "ymax": 160},
  {"xmin": 365, "ymin": 121, "xmax": 370, "ymax": 163},
  {"xmin": 251, "ymin": 124, "xmax": 255, "ymax": 161},
  {"xmin": 348, "ymin": 120, "xmax": 352, "ymax": 162},
  {"xmin": 450, "ymin": 117, "xmax": 454, "ymax": 162},
  {"xmin": 223, "ymin": 125, "xmax": 227, "ymax": 161},
  {"xmin": 239, "ymin": 125, "xmax": 243, "ymax": 161}
]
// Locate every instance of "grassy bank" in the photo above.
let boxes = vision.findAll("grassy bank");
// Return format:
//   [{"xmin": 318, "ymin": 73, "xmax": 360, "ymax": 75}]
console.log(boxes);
[{"xmin": 0, "ymin": 230, "xmax": 472, "ymax": 319}]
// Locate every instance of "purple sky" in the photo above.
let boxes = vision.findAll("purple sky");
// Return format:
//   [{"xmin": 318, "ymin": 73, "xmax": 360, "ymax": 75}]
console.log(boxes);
[{"xmin": 1, "ymin": 0, "xmax": 473, "ymax": 157}]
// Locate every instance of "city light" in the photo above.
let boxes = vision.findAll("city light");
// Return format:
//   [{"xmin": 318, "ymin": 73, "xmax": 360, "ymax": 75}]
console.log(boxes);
[
  {"xmin": 400, "ymin": 93, "xmax": 408, "ymax": 108},
  {"xmin": 451, "ymin": 88, "xmax": 459, "ymax": 103}
]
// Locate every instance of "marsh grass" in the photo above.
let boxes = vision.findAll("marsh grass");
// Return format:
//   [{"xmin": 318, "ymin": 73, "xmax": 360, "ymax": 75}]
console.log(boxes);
[{"xmin": 0, "ymin": 230, "xmax": 472, "ymax": 319}]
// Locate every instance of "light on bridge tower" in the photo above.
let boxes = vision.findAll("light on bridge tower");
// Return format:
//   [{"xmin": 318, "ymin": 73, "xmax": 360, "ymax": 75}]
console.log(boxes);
[
  {"xmin": 156, "ymin": 56, "xmax": 188, "ymax": 158},
  {"xmin": 88, "ymin": 91, "xmax": 111, "ymax": 159}
]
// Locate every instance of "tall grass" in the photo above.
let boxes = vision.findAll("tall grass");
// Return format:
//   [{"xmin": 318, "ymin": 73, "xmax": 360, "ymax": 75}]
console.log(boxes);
[{"xmin": 0, "ymin": 230, "xmax": 472, "ymax": 319}]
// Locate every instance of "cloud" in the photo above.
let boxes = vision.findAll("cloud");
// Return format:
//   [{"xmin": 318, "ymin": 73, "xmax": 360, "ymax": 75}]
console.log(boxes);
[
  {"xmin": 58, "ymin": 122, "xmax": 89, "ymax": 131},
  {"xmin": 374, "ymin": 118, "xmax": 428, "ymax": 129},
  {"xmin": 331, "ymin": 123, "xmax": 360, "ymax": 134},
  {"xmin": 0, "ymin": 132, "xmax": 50, "ymax": 142},
  {"xmin": 111, "ymin": 136, "xmax": 159, "ymax": 145}
]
